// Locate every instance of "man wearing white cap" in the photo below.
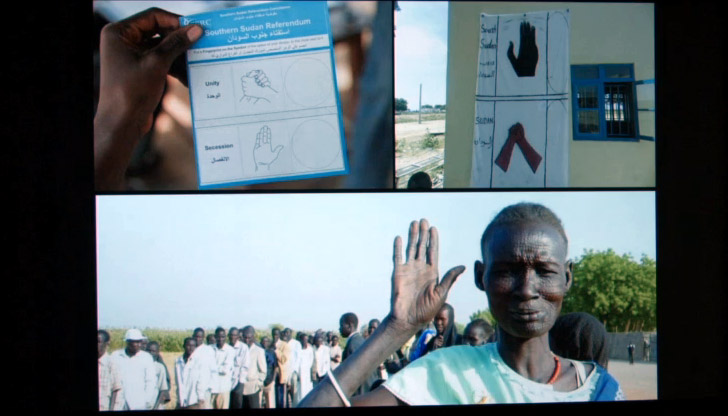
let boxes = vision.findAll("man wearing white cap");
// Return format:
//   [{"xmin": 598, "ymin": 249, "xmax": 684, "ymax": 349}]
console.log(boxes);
[{"xmin": 111, "ymin": 329, "xmax": 157, "ymax": 410}]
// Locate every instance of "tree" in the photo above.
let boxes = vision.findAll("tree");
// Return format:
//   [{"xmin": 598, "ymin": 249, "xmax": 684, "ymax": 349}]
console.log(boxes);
[
  {"xmin": 469, "ymin": 309, "xmax": 496, "ymax": 326},
  {"xmin": 562, "ymin": 249, "xmax": 656, "ymax": 332},
  {"xmin": 395, "ymin": 98, "xmax": 408, "ymax": 112}
]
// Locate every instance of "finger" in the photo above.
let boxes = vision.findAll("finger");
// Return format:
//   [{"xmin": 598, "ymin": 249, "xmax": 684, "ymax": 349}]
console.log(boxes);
[
  {"xmin": 151, "ymin": 25, "xmax": 203, "ymax": 69},
  {"xmin": 273, "ymin": 145, "xmax": 283, "ymax": 155},
  {"xmin": 114, "ymin": 8, "xmax": 188, "ymax": 47},
  {"xmin": 169, "ymin": 54, "xmax": 189, "ymax": 87},
  {"xmin": 393, "ymin": 236, "xmax": 403, "ymax": 266},
  {"xmin": 507, "ymin": 42, "xmax": 516, "ymax": 62},
  {"xmin": 436, "ymin": 266, "xmax": 466, "ymax": 298},
  {"xmin": 416, "ymin": 219, "xmax": 430, "ymax": 260},
  {"xmin": 405, "ymin": 221, "xmax": 418, "ymax": 262},
  {"xmin": 427, "ymin": 226, "xmax": 439, "ymax": 267}
]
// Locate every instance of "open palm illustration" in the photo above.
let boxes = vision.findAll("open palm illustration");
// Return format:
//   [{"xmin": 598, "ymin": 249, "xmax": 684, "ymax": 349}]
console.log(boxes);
[
  {"xmin": 241, "ymin": 70, "xmax": 278, "ymax": 104},
  {"xmin": 507, "ymin": 21, "xmax": 539, "ymax": 77},
  {"xmin": 253, "ymin": 125, "xmax": 283, "ymax": 171}
]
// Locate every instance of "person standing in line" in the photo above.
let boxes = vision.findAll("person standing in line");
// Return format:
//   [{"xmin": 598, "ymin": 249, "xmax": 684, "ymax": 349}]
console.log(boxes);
[
  {"xmin": 628, "ymin": 343, "xmax": 635, "ymax": 364},
  {"xmin": 363, "ymin": 319, "xmax": 387, "ymax": 392},
  {"xmin": 312, "ymin": 334, "xmax": 331, "ymax": 386},
  {"xmin": 189, "ymin": 328, "xmax": 216, "ymax": 409},
  {"xmin": 228, "ymin": 327, "xmax": 249, "ymax": 409},
  {"xmin": 260, "ymin": 336, "xmax": 278, "ymax": 408},
  {"xmin": 643, "ymin": 337, "xmax": 651, "ymax": 361},
  {"xmin": 340, "ymin": 313, "xmax": 365, "ymax": 362},
  {"xmin": 424, "ymin": 303, "xmax": 462, "ymax": 355},
  {"xmin": 329, "ymin": 334, "xmax": 342, "ymax": 371},
  {"xmin": 463, "ymin": 319, "xmax": 494, "ymax": 347},
  {"xmin": 549, "ymin": 312, "xmax": 610, "ymax": 369},
  {"xmin": 98, "ymin": 330, "xmax": 122, "ymax": 411},
  {"xmin": 340, "ymin": 312, "xmax": 366, "ymax": 395},
  {"xmin": 272, "ymin": 328, "xmax": 282, "ymax": 349},
  {"xmin": 275, "ymin": 328, "xmax": 294, "ymax": 408},
  {"xmin": 240, "ymin": 326, "xmax": 267, "ymax": 408},
  {"xmin": 294, "ymin": 333, "xmax": 315, "ymax": 406},
  {"xmin": 287, "ymin": 329, "xmax": 303, "ymax": 407},
  {"xmin": 408, "ymin": 325, "xmax": 436, "ymax": 363},
  {"xmin": 111, "ymin": 329, "xmax": 156, "ymax": 410},
  {"xmin": 146, "ymin": 341, "xmax": 171, "ymax": 410},
  {"xmin": 210, "ymin": 327, "xmax": 235, "ymax": 409},
  {"xmin": 174, "ymin": 337, "xmax": 209, "ymax": 409}
]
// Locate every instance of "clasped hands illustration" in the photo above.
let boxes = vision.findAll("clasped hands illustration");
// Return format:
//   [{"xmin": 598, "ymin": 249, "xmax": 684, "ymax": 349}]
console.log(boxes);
[{"xmin": 240, "ymin": 70, "xmax": 278, "ymax": 104}]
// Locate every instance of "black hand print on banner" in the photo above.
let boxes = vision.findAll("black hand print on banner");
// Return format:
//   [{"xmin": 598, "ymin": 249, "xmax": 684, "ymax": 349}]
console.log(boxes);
[{"xmin": 507, "ymin": 21, "xmax": 539, "ymax": 77}]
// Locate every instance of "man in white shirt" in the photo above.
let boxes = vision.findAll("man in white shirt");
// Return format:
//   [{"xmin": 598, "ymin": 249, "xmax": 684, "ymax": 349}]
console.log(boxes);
[
  {"xmin": 146, "ymin": 341, "xmax": 171, "ymax": 410},
  {"xmin": 293, "ymin": 333, "xmax": 315, "ymax": 406},
  {"xmin": 286, "ymin": 328, "xmax": 302, "ymax": 407},
  {"xmin": 210, "ymin": 327, "xmax": 235, "ymax": 409},
  {"xmin": 111, "ymin": 329, "xmax": 156, "ymax": 410},
  {"xmin": 312, "ymin": 334, "xmax": 331, "ymax": 386},
  {"xmin": 229, "ymin": 327, "xmax": 249, "ymax": 409},
  {"xmin": 329, "ymin": 334, "xmax": 342, "ymax": 371},
  {"xmin": 175, "ymin": 337, "xmax": 210, "ymax": 408},
  {"xmin": 189, "ymin": 327, "xmax": 216, "ymax": 409},
  {"xmin": 240, "ymin": 325, "xmax": 267, "ymax": 408},
  {"xmin": 98, "ymin": 330, "xmax": 122, "ymax": 411}
]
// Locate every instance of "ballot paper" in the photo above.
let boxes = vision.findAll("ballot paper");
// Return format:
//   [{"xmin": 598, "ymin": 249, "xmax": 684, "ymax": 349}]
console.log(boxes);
[{"xmin": 181, "ymin": 1, "xmax": 348, "ymax": 189}]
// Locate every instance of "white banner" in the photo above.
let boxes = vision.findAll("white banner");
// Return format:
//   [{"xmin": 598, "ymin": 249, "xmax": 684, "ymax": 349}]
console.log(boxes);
[{"xmin": 471, "ymin": 10, "xmax": 570, "ymax": 187}]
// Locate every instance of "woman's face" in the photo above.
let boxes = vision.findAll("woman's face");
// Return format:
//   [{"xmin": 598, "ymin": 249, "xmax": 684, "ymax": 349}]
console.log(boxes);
[
  {"xmin": 434, "ymin": 307, "xmax": 450, "ymax": 335},
  {"xmin": 483, "ymin": 223, "xmax": 572, "ymax": 340}
]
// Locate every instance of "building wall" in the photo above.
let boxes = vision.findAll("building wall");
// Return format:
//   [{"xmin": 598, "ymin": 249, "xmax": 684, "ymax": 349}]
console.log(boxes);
[
  {"xmin": 607, "ymin": 332, "xmax": 657, "ymax": 363},
  {"xmin": 445, "ymin": 2, "xmax": 655, "ymax": 187}
]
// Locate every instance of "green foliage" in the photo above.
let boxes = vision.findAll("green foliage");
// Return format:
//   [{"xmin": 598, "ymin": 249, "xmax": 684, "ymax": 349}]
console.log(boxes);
[
  {"xmin": 395, "ymin": 138, "xmax": 407, "ymax": 154},
  {"xmin": 562, "ymin": 249, "xmax": 656, "ymax": 332},
  {"xmin": 104, "ymin": 328, "xmax": 190, "ymax": 353},
  {"xmin": 469, "ymin": 309, "xmax": 496, "ymax": 326},
  {"xmin": 395, "ymin": 98, "xmax": 408, "ymax": 112},
  {"xmin": 421, "ymin": 129, "xmax": 440, "ymax": 149},
  {"xmin": 103, "ymin": 327, "xmax": 279, "ymax": 353}
]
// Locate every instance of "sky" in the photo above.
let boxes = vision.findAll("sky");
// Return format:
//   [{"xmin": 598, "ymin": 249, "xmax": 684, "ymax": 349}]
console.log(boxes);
[
  {"xmin": 395, "ymin": 1, "xmax": 449, "ymax": 109},
  {"xmin": 96, "ymin": 191, "xmax": 656, "ymax": 333}
]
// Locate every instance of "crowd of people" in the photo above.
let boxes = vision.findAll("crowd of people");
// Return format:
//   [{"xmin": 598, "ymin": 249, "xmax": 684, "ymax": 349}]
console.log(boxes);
[
  {"xmin": 98, "ymin": 307, "xmax": 611, "ymax": 410},
  {"xmin": 98, "ymin": 325, "xmax": 338, "ymax": 410},
  {"xmin": 99, "ymin": 202, "xmax": 624, "ymax": 409},
  {"xmin": 97, "ymin": 311, "xmax": 485, "ymax": 411}
]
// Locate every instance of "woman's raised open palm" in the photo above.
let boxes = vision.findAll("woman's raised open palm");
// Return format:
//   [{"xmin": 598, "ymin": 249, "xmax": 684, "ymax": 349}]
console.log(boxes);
[{"xmin": 390, "ymin": 219, "xmax": 465, "ymax": 333}]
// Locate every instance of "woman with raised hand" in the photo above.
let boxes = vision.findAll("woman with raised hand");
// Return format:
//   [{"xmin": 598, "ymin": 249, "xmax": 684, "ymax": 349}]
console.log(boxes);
[{"xmin": 299, "ymin": 203, "xmax": 624, "ymax": 406}]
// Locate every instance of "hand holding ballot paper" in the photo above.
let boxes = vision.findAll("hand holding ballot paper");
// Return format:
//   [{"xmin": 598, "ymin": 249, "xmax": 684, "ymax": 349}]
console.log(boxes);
[
  {"xmin": 94, "ymin": 2, "xmax": 349, "ymax": 191},
  {"xmin": 94, "ymin": 7, "xmax": 203, "ymax": 191},
  {"xmin": 183, "ymin": 1, "xmax": 348, "ymax": 189}
]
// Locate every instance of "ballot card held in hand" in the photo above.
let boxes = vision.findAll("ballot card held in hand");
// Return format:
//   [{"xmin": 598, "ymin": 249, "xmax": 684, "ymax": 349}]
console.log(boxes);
[{"xmin": 181, "ymin": 1, "xmax": 348, "ymax": 189}]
